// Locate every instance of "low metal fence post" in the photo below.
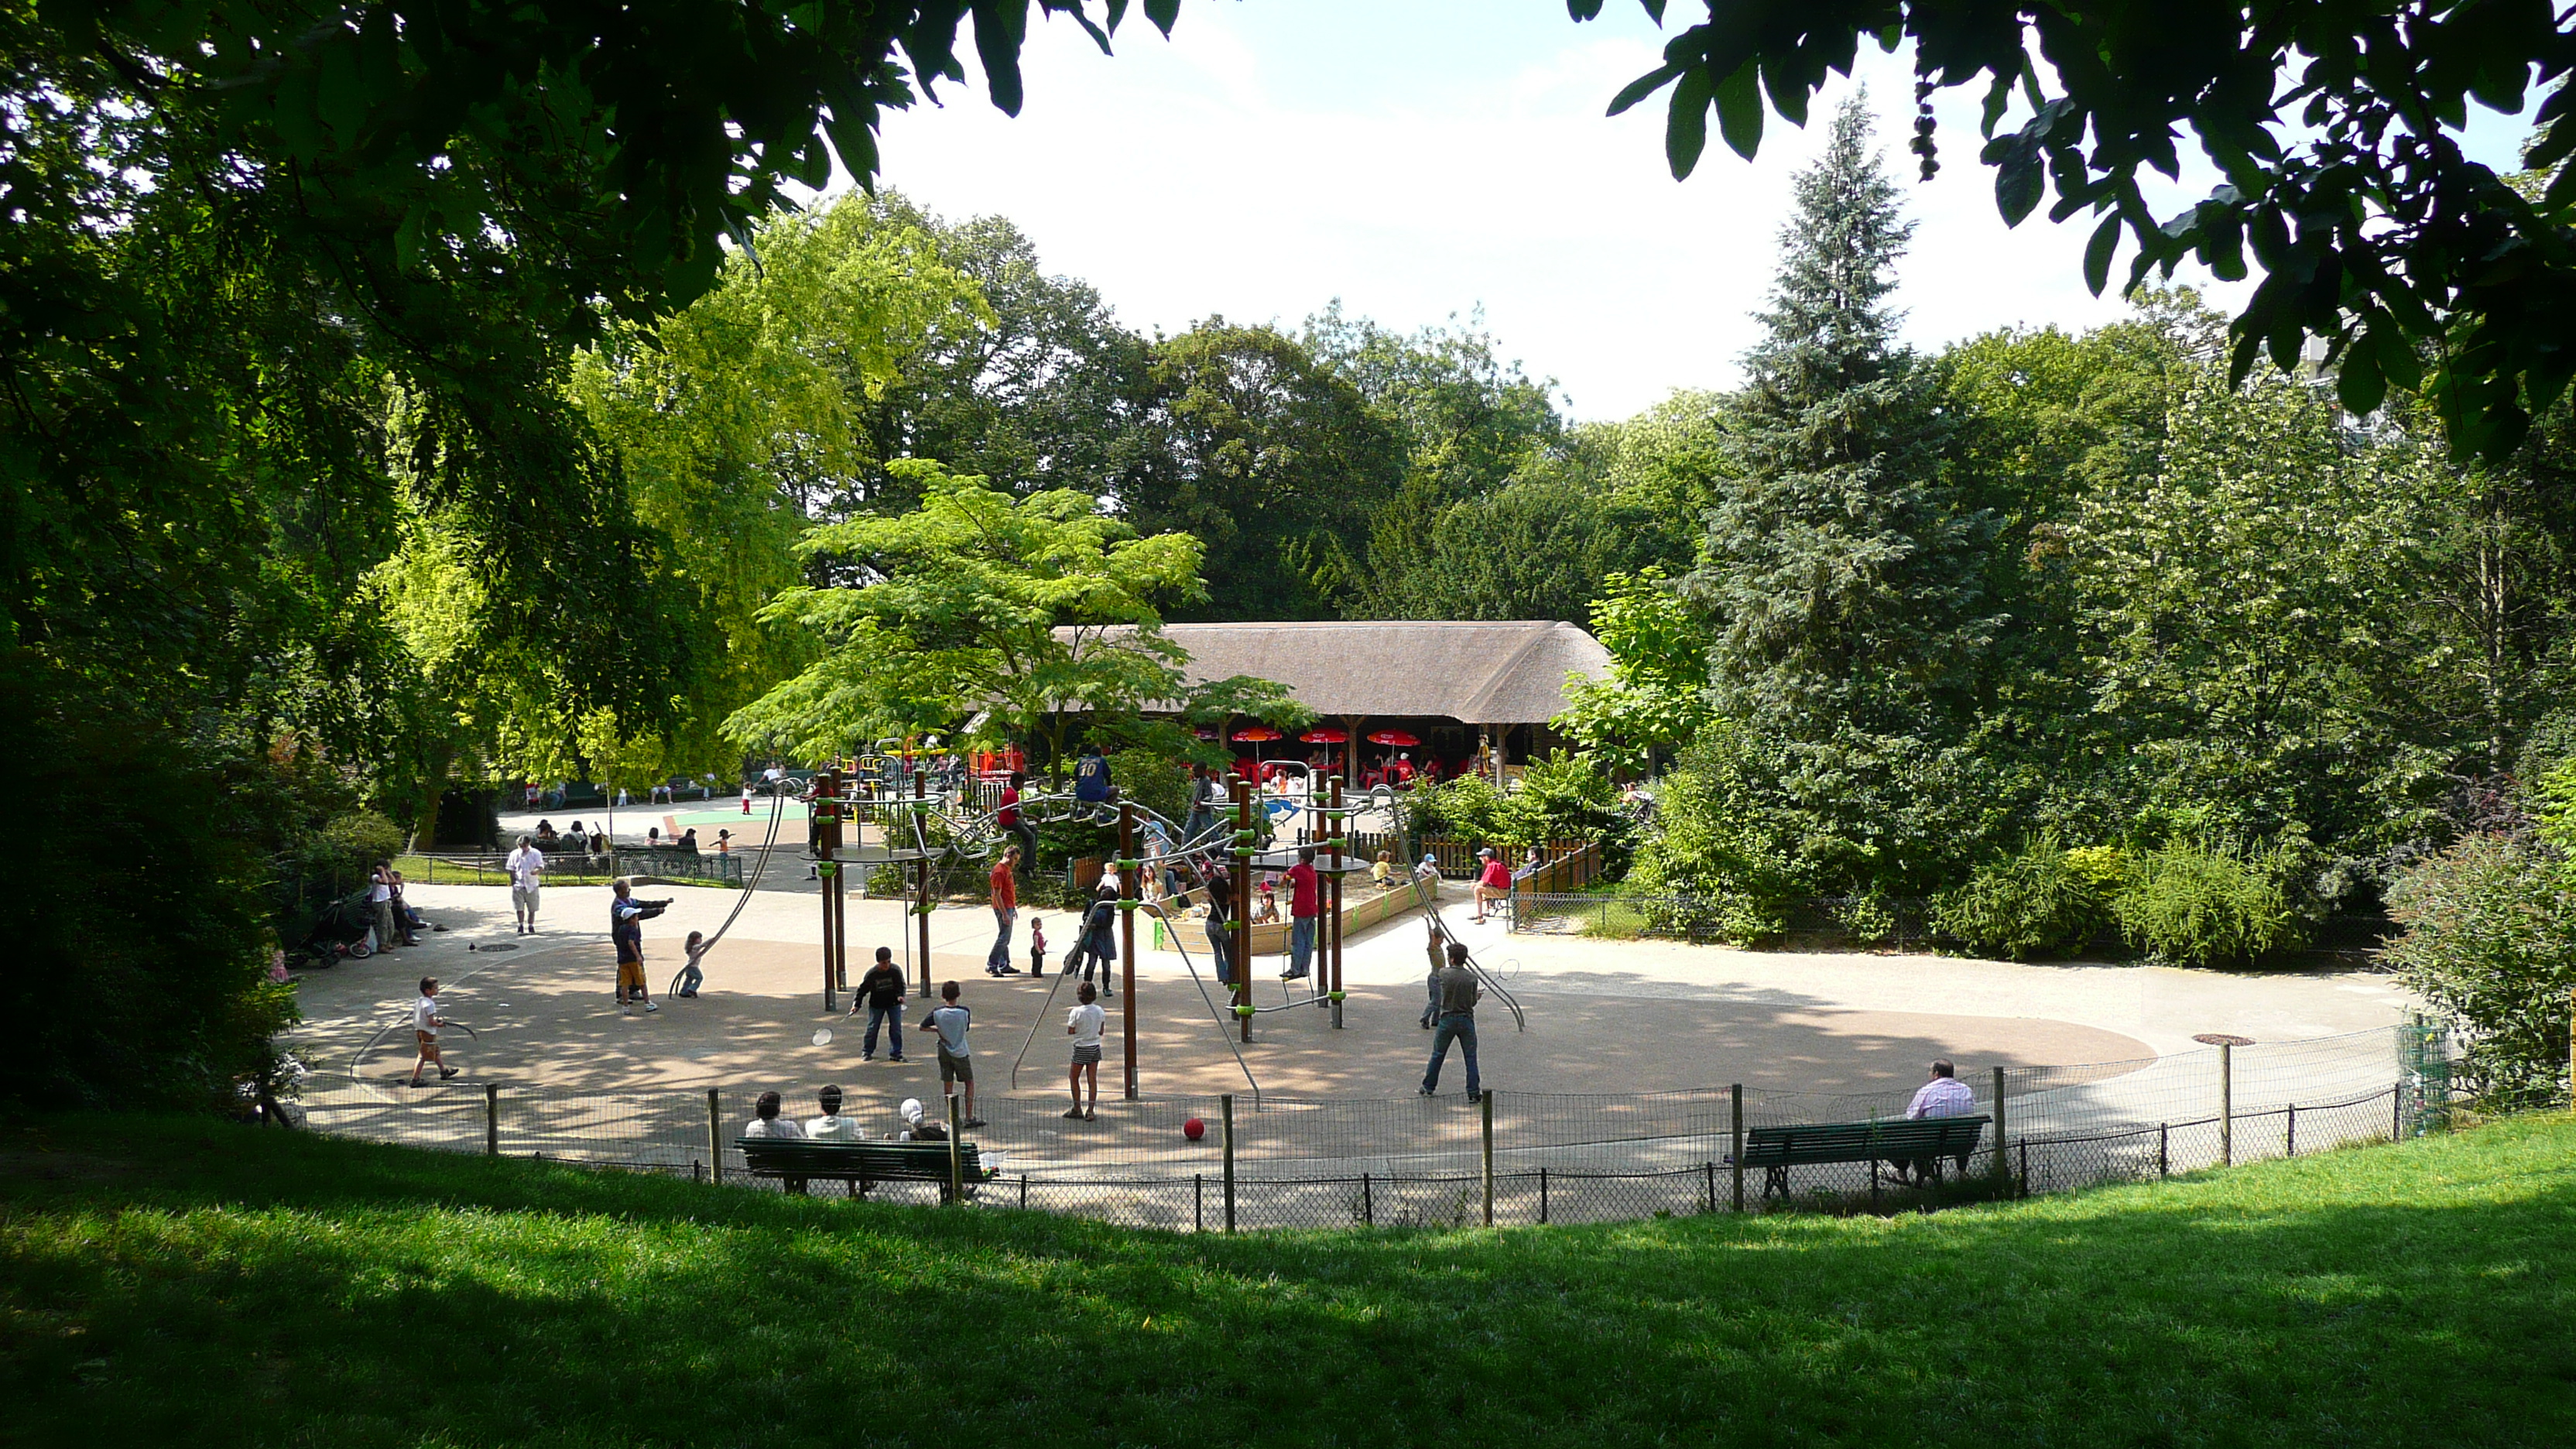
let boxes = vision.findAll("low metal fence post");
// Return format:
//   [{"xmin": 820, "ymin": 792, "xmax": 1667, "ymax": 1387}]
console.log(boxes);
[
  {"xmin": 946, "ymin": 1094, "xmax": 964, "ymax": 1205},
  {"xmin": 2287, "ymin": 1101, "xmax": 2297, "ymax": 1157},
  {"xmin": 2158, "ymin": 1122, "xmax": 2169, "ymax": 1178},
  {"xmin": 706, "ymin": 1088, "xmax": 723, "ymax": 1184},
  {"xmin": 1194, "ymin": 1173, "xmax": 1204, "ymax": 1233},
  {"xmin": 1991, "ymin": 1067, "xmax": 2011, "ymax": 1194},
  {"xmin": 1538, "ymin": 1167, "xmax": 1549, "ymax": 1225},
  {"xmin": 1221, "ymin": 1094, "xmax": 1237, "ymax": 1233},
  {"xmin": 485, "ymin": 1083, "xmax": 499, "ymax": 1156},
  {"xmin": 1730, "ymin": 1084, "xmax": 1745, "ymax": 1211},
  {"xmin": 1362, "ymin": 1171, "xmax": 1372, "ymax": 1226},
  {"xmin": 1480, "ymin": 1091, "xmax": 1495, "ymax": 1228}
]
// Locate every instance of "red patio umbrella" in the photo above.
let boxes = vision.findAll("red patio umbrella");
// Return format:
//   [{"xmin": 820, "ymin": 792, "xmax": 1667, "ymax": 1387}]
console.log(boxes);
[
  {"xmin": 1298, "ymin": 728, "xmax": 1348, "ymax": 744},
  {"xmin": 1232, "ymin": 724, "xmax": 1283, "ymax": 762},
  {"xmin": 1365, "ymin": 729, "xmax": 1420, "ymax": 747}
]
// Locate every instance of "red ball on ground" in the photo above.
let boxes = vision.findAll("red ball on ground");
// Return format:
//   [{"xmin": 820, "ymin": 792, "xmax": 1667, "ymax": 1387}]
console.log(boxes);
[{"xmin": 1183, "ymin": 1117, "xmax": 1205, "ymax": 1142}]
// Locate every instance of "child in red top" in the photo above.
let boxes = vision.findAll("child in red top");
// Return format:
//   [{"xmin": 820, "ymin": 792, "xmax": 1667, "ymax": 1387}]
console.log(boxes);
[{"xmin": 1029, "ymin": 916, "xmax": 1048, "ymax": 978}]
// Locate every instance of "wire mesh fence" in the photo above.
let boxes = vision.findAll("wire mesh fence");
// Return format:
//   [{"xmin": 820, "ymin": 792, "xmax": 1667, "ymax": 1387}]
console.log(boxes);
[{"xmin": 290, "ymin": 1025, "xmax": 2495, "ymax": 1230}]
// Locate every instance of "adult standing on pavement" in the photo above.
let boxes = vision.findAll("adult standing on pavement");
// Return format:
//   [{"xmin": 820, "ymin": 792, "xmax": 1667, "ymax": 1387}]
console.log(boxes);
[
  {"xmin": 368, "ymin": 862, "xmax": 400, "ymax": 954},
  {"xmin": 987, "ymin": 845, "xmax": 1020, "ymax": 976},
  {"xmin": 1419, "ymin": 938, "xmax": 1482, "ymax": 1101},
  {"xmin": 1282, "ymin": 845, "xmax": 1319, "ymax": 981},
  {"xmin": 854, "ymin": 946, "xmax": 907, "ymax": 1061},
  {"xmin": 505, "ymin": 834, "xmax": 545, "ymax": 934},
  {"xmin": 999, "ymin": 770, "xmax": 1037, "ymax": 877},
  {"xmin": 610, "ymin": 880, "xmax": 659, "ymax": 1015}
]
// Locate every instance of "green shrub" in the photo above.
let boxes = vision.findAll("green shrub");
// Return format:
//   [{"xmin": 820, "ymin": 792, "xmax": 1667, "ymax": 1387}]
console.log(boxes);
[
  {"xmin": 2382, "ymin": 834, "xmax": 2576, "ymax": 1105},
  {"xmin": 1932, "ymin": 834, "xmax": 2112, "ymax": 960},
  {"xmin": 2112, "ymin": 840, "xmax": 2305, "ymax": 966},
  {"xmin": 324, "ymin": 810, "xmax": 407, "ymax": 868}
]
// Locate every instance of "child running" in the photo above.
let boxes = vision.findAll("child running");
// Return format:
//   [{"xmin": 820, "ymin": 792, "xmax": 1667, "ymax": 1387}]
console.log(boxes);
[{"xmin": 1064, "ymin": 981, "xmax": 1105, "ymax": 1121}]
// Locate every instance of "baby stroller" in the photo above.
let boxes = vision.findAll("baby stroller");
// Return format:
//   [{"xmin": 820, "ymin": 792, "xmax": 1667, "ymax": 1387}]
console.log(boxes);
[{"xmin": 292, "ymin": 889, "xmax": 379, "ymax": 968}]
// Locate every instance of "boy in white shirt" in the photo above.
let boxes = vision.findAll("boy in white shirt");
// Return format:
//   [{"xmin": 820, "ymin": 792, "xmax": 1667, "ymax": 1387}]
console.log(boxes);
[
  {"xmin": 407, "ymin": 978, "xmax": 458, "ymax": 1087},
  {"xmin": 805, "ymin": 1084, "xmax": 860, "ymax": 1140},
  {"xmin": 1064, "ymin": 981, "xmax": 1106, "ymax": 1122}
]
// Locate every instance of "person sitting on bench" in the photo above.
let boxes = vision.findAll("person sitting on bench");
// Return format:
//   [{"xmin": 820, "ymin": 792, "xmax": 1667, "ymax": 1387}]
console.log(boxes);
[
  {"xmin": 806, "ymin": 1084, "xmax": 860, "ymax": 1140},
  {"xmin": 743, "ymin": 1090, "xmax": 803, "ymax": 1139},
  {"xmin": 1902, "ymin": 1059, "xmax": 1977, "ymax": 1183},
  {"xmin": 891, "ymin": 1096, "xmax": 946, "ymax": 1142}
]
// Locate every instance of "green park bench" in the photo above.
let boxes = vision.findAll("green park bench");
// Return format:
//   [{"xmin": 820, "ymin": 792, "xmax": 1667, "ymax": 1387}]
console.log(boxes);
[
  {"xmin": 1733, "ymin": 1115, "xmax": 1991, "ymax": 1198},
  {"xmin": 735, "ymin": 1137, "xmax": 995, "ymax": 1202}
]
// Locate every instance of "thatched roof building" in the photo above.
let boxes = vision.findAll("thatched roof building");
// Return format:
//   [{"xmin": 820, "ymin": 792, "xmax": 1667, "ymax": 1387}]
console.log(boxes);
[{"xmin": 1142, "ymin": 620, "xmax": 1610, "ymax": 724}]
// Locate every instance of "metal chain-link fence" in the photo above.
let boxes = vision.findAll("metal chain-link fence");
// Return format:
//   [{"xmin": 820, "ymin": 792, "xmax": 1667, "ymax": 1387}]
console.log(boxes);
[{"xmin": 292, "ymin": 1024, "xmax": 2475, "ymax": 1229}]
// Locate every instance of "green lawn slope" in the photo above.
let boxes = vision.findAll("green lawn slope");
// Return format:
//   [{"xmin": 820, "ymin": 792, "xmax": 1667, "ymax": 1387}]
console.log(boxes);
[{"xmin": 4, "ymin": 1113, "xmax": 2571, "ymax": 1447}]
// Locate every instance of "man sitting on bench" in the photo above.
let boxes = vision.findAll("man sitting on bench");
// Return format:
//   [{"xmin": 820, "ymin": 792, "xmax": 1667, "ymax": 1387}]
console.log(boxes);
[{"xmin": 1903, "ymin": 1059, "xmax": 1977, "ymax": 1184}]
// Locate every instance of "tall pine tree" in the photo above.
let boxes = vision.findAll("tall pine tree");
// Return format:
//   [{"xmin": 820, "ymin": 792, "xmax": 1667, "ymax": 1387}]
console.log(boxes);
[{"xmin": 1670, "ymin": 94, "xmax": 2006, "ymax": 898}]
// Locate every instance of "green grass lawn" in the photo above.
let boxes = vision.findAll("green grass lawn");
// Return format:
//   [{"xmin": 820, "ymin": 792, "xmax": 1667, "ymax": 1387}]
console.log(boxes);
[{"xmin": 4, "ymin": 1114, "xmax": 2571, "ymax": 1447}]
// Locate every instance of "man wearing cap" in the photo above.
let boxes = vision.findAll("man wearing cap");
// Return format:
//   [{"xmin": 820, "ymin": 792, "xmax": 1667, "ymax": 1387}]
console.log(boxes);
[{"xmin": 1471, "ymin": 846, "xmax": 1511, "ymax": 923}]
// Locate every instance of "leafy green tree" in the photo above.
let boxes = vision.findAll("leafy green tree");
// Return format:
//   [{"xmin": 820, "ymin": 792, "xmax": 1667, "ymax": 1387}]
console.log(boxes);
[
  {"xmin": 2067, "ymin": 366, "xmax": 2447, "ymax": 851},
  {"xmin": 1129, "ymin": 320, "xmax": 1403, "ymax": 619},
  {"xmin": 1358, "ymin": 477, "xmax": 1677, "ymax": 624},
  {"xmin": 1581, "ymin": 0, "xmax": 2576, "ymax": 459},
  {"xmin": 852, "ymin": 196, "xmax": 1163, "ymax": 509},
  {"xmin": 729, "ymin": 461, "xmax": 1305, "ymax": 771},
  {"xmin": 2384, "ymin": 834, "xmax": 2576, "ymax": 1103},
  {"xmin": 1681, "ymin": 94, "xmax": 2000, "ymax": 732},
  {"xmin": 557, "ymin": 197, "xmax": 989, "ymax": 785},
  {"xmin": 1667, "ymin": 95, "xmax": 2004, "ymax": 896},
  {"xmin": 1555, "ymin": 567, "xmax": 1717, "ymax": 778}
]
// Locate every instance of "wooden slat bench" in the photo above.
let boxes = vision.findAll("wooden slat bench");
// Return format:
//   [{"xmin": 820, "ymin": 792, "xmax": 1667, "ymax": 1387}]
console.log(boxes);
[
  {"xmin": 736, "ymin": 1137, "xmax": 995, "ymax": 1202},
  {"xmin": 1732, "ymin": 1115, "xmax": 1992, "ymax": 1198}
]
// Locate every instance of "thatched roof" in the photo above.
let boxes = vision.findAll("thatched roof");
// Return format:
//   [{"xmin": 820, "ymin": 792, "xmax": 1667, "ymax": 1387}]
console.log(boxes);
[{"xmin": 1060, "ymin": 620, "xmax": 1612, "ymax": 724}]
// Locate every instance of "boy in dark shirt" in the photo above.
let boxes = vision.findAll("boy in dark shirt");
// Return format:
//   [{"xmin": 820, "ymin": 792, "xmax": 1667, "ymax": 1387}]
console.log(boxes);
[{"xmin": 853, "ymin": 945, "xmax": 907, "ymax": 1062}]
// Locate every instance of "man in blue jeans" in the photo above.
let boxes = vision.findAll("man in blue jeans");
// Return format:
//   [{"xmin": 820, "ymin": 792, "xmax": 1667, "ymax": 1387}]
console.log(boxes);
[{"xmin": 1419, "ymin": 936, "xmax": 1482, "ymax": 1101}]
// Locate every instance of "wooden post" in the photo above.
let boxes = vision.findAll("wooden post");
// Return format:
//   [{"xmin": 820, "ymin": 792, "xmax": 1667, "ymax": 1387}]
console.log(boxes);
[
  {"xmin": 1120, "ymin": 801, "xmax": 1139, "ymax": 1099},
  {"xmin": 706, "ymin": 1088, "xmax": 723, "ymax": 1184},
  {"xmin": 946, "ymin": 1092, "xmax": 964, "ymax": 1206},
  {"xmin": 1730, "ymin": 1084, "xmax": 1745, "ymax": 1211},
  {"xmin": 2219, "ymin": 1042, "xmax": 2235, "ymax": 1167},
  {"xmin": 1480, "ymin": 1090, "xmax": 1495, "ymax": 1227},
  {"xmin": 1328, "ymin": 779, "xmax": 1345, "ymax": 1028},
  {"xmin": 485, "ymin": 1083, "xmax": 499, "ymax": 1156},
  {"xmin": 1221, "ymin": 1094, "xmax": 1237, "ymax": 1232},
  {"xmin": 1231, "ymin": 778, "xmax": 1252, "ymax": 1043},
  {"xmin": 1991, "ymin": 1067, "xmax": 2011, "ymax": 1194},
  {"xmin": 914, "ymin": 771, "xmax": 933, "ymax": 1000}
]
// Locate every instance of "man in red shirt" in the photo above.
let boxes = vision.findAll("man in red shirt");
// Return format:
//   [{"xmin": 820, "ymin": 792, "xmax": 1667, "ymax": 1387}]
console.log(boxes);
[
  {"xmin": 998, "ymin": 769, "xmax": 1036, "ymax": 877},
  {"xmin": 1282, "ymin": 845, "xmax": 1320, "ymax": 981},
  {"xmin": 986, "ymin": 845, "xmax": 1021, "ymax": 975},
  {"xmin": 1472, "ymin": 846, "xmax": 1512, "ymax": 924}
]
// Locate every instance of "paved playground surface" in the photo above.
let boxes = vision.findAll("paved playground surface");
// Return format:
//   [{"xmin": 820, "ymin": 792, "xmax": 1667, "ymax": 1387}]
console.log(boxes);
[{"xmin": 291, "ymin": 879, "xmax": 2419, "ymax": 1113}]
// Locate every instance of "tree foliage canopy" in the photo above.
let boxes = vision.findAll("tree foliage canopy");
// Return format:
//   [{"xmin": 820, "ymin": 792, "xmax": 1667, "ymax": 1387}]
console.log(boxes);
[{"xmin": 1578, "ymin": 0, "xmax": 2575, "ymax": 460}]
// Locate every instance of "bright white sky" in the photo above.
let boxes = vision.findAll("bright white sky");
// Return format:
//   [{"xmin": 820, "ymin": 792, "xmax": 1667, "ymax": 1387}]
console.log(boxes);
[{"xmin": 859, "ymin": 1, "xmax": 2538, "ymax": 423}]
